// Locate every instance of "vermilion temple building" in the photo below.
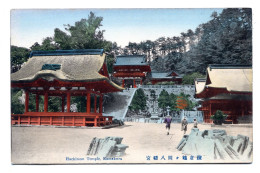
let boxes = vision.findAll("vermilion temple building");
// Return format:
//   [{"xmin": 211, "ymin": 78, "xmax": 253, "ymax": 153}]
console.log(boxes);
[
  {"xmin": 11, "ymin": 49, "xmax": 123, "ymax": 127},
  {"xmin": 195, "ymin": 64, "xmax": 252, "ymax": 124},
  {"xmin": 150, "ymin": 71, "xmax": 182, "ymax": 84},
  {"xmin": 112, "ymin": 55, "xmax": 151, "ymax": 88}
]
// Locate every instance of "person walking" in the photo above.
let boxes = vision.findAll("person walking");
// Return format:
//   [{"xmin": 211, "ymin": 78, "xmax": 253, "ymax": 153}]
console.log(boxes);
[
  {"xmin": 164, "ymin": 115, "xmax": 172, "ymax": 135},
  {"xmin": 193, "ymin": 118, "xmax": 198, "ymax": 128},
  {"xmin": 181, "ymin": 117, "xmax": 188, "ymax": 134}
]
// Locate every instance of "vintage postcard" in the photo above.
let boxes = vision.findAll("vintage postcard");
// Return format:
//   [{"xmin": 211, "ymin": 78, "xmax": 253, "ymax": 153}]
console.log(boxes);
[{"xmin": 10, "ymin": 8, "xmax": 253, "ymax": 164}]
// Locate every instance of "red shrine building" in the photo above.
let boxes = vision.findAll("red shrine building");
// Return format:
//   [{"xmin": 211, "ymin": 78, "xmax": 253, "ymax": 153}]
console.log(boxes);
[
  {"xmin": 195, "ymin": 64, "xmax": 252, "ymax": 124},
  {"xmin": 150, "ymin": 71, "xmax": 182, "ymax": 84},
  {"xmin": 112, "ymin": 55, "xmax": 151, "ymax": 88},
  {"xmin": 11, "ymin": 49, "xmax": 123, "ymax": 127}
]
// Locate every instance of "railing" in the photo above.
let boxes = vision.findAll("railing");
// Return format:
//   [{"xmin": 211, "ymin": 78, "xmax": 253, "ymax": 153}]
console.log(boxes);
[{"xmin": 11, "ymin": 112, "xmax": 113, "ymax": 127}]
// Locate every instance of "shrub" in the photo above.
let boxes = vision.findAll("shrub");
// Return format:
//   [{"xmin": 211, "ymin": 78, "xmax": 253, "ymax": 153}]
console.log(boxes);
[{"xmin": 210, "ymin": 110, "xmax": 227, "ymax": 125}]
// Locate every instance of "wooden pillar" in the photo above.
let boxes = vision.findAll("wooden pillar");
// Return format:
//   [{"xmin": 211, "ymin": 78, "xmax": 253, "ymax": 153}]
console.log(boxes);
[
  {"xmin": 209, "ymin": 102, "xmax": 211, "ymax": 115},
  {"xmin": 133, "ymin": 79, "xmax": 136, "ymax": 88},
  {"xmin": 35, "ymin": 94, "xmax": 39, "ymax": 112},
  {"xmin": 72, "ymin": 117, "xmax": 75, "ymax": 126},
  {"xmin": 140, "ymin": 79, "xmax": 143, "ymax": 85},
  {"xmin": 94, "ymin": 95, "xmax": 97, "ymax": 113},
  {"xmin": 87, "ymin": 93, "xmax": 91, "ymax": 113},
  {"xmin": 99, "ymin": 95, "xmax": 103, "ymax": 114},
  {"xmin": 44, "ymin": 92, "xmax": 48, "ymax": 113},
  {"xmin": 122, "ymin": 79, "xmax": 125, "ymax": 88},
  {"xmin": 61, "ymin": 96, "xmax": 64, "ymax": 112},
  {"xmin": 28, "ymin": 116, "xmax": 31, "ymax": 124},
  {"xmin": 94, "ymin": 116, "xmax": 98, "ymax": 127},
  {"xmin": 67, "ymin": 92, "xmax": 71, "ymax": 112},
  {"xmin": 209, "ymin": 102, "xmax": 212, "ymax": 123},
  {"xmin": 25, "ymin": 90, "xmax": 29, "ymax": 113},
  {"xmin": 83, "ymin": 117, "xmax": 86, "ymax": 126},
  {"xmin": 62, "ymin": 117, "xmax": 64, "ymax": 126},
  {"xmin": 241, "ymin": 102, "xmax": 244, "ymax": 117},
  {"xmin": 18, "ymin": 116, "xmax": 21, "ymax": 125}
]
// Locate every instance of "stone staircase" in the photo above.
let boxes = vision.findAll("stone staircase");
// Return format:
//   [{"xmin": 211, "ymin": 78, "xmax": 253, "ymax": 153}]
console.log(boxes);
[{"xmin": 103, "ymin": 88, "xmax": 137, "ymax": 120}]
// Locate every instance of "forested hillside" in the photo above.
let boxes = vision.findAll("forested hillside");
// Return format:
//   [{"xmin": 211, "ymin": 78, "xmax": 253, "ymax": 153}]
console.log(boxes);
[{"xmin": 118, "ymin": 8, "xmax": 252, "ymax": 74}]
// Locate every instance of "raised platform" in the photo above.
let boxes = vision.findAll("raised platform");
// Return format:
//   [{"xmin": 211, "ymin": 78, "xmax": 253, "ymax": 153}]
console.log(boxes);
[{"xmin": 11, "ymin": 112, "xmax": 113, "ymax": 127}]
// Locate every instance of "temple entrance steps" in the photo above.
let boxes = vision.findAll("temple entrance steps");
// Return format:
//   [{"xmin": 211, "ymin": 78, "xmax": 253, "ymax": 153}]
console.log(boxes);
[{"xmin": 103, "ymin": 88, "xmax": 137, "ymax": 120}]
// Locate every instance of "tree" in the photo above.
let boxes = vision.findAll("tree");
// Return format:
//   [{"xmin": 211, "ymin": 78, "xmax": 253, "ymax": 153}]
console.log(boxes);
[
  {"xmin": 176, "ymin": 93, "xmax": 196, "ymax": 111},
  {"xmin": 169, "ymin": 93, "xmax": 177, "ymax": 111},
  {"xmin": 53, "ymin": 28, "xmax": 72, "ymax": 49},
  {"xmin": 11, "ymin": 89, "xmax": 24, "ymax": 114},
  {"xmin": 130, "ymin": 89, "xmax": 147, "ymax": 112},
  {"xmin": 11, "ymin": 46, "xmax": 30, "ymax": 73},
  {"xmin": 60, "ymin": 12, "xmax": 112, "ymax": 51},
  {"xmin": 157, "ymin": 89, "xmax": 170, "ymax": 116},
  {"xmin": 186, "ymin": 8, "xmax": 252, "ymax": 73},
  {"xmin": 182, "ymin": 72, "xmax": 205, "ymax": 85}
]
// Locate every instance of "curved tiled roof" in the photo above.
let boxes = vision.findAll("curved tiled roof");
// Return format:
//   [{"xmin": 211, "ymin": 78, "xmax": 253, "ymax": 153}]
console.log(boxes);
[
  {"xmin": 11, "ymin": 49, "xmax": 123, "ymax": 91},
  {"xmin": 114, "ymin": 55, "xmax": 148, "ymax": 66},
  {"xmin": 195, "ymin": 65, "xmax": 252, "ymax": 95},
  {"xmin": 194, "ymin": 78, "xmax": 206, "ymax": 94}
]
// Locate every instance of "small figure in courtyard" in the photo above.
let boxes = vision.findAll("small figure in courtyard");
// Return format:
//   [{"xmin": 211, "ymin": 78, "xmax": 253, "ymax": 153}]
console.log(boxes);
[
  {"xmin": 164, "ymin": 115, "xmax": 172, "ymax": 135},
  {"xmin": 181, "ymin": 117, "xmax": 188, "ymax": 134},
  {"xmin": 193, "ymin": 118, "xmax": 198, "ymax": 128}
]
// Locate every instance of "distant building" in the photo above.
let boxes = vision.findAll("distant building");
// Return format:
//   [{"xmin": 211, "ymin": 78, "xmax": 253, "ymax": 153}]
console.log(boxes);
[
  {"xmin": 195, "ymin": 64, "xmax": 252, "ymax": 124},
  {"xmin": 11, "ymin": 49, "xmax": 123, "ymax": 127},
  {"xmin": 113, "ymin": 55, "xmax": 151, "ymax": 88},
  {"xmin": 150, "ymin": 71, "xmax": 182, "ymax": 84}
]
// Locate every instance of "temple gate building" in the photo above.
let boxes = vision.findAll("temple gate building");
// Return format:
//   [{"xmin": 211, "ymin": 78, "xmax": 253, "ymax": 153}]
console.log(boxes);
[
  {"xmin": 195, "ymin": 64, "xmax": 252, "ymax": 124},
  {"xmin": 150, "ymin": 71, "xmax": 182, "ymax": 84},
  {"xmin": 112, "ymin": 55, "xmax": 151, "ymax": 88},
  {"xmin": 11, "ymin": 49, "xmax": 123, "ymax": 127}
]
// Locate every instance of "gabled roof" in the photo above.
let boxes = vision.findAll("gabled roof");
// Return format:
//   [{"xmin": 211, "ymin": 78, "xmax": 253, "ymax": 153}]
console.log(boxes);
[
  {"xmin": 11, "ymin": 49, "xmax": 123, "ymax": 91},
  {"xmin": 114, "ymin": 55, "xmax": 148, "ymax": 66},
  {"xmin": 194, "ymin": 78, "xmax": 206, "ymax": 94},
  {"xmin": 151, "ymin": 71, "xmax": 181, "ymax": 79},
  {"xmin": 151, "ymin": 72, "xmax": 172, "ymax": 79},
  {"xmin": 195, "ymin": 64, "xmax": 252, "ymax": 95}
]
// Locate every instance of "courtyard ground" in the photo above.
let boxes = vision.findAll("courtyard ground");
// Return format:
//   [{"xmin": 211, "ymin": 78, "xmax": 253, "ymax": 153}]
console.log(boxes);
[{"xmin": 11, "ymin": 122, "xmax": 253, "ymax": 164}]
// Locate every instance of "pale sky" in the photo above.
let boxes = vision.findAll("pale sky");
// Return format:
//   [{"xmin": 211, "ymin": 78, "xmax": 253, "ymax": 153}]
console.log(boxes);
[{"xmin": 11, "ymin": 8, "xmax": 223, "ymax": 48}]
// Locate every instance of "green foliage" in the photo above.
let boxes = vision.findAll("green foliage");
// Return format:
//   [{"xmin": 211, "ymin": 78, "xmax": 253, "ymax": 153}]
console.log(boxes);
[
  {"xmin": 183, "ymin": 8, "xmax": 252, "ymax": 74},
  {"xmin": 29, "ymin": 11, "xmax": 113, "ymax": 54},
  {"xmin": 130, "ymin": 89, "xmax": 147, "ymax": 112},
  {"xmin": 106, "ymin": 56, "xmax": 115, "ymax": 73},
  {"xmin": 11, "ymin": 89, "xmax": 24, "ymax": 114},
  {"xmin": 178, "ymin": 92, "xmax": 196, "ymax": 111},
  {"xmin": 71, "ymin": 96, "xmax": 86, "ymax": 112},
  {"xmin": 210, "ymin": 110, "xmax": 227, "ymax": 120},
  {"xmin": 182, "ymin": 72, "xmax": 205, "ymax": 85},
  {"xmin": 11, "ymin": 46, "xmax": 30, "ymax": 73},
  {"xmin": 169, "ymin": 93, "xmax": 177, "ymax": 111},
  {"xmin": 158, "ymin": 89, "xmax": 170, "ymax": 110},
  {"xmin": 157, "ymin": 91, "xmax": 197, "ymax": 112},
  {"xmin": 125, "ymin": 8, "xmax": 252, "ymax": 75},
  {"xmin": 48, "ymin": 96, "xmax": 62, "ymax": 112}
]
